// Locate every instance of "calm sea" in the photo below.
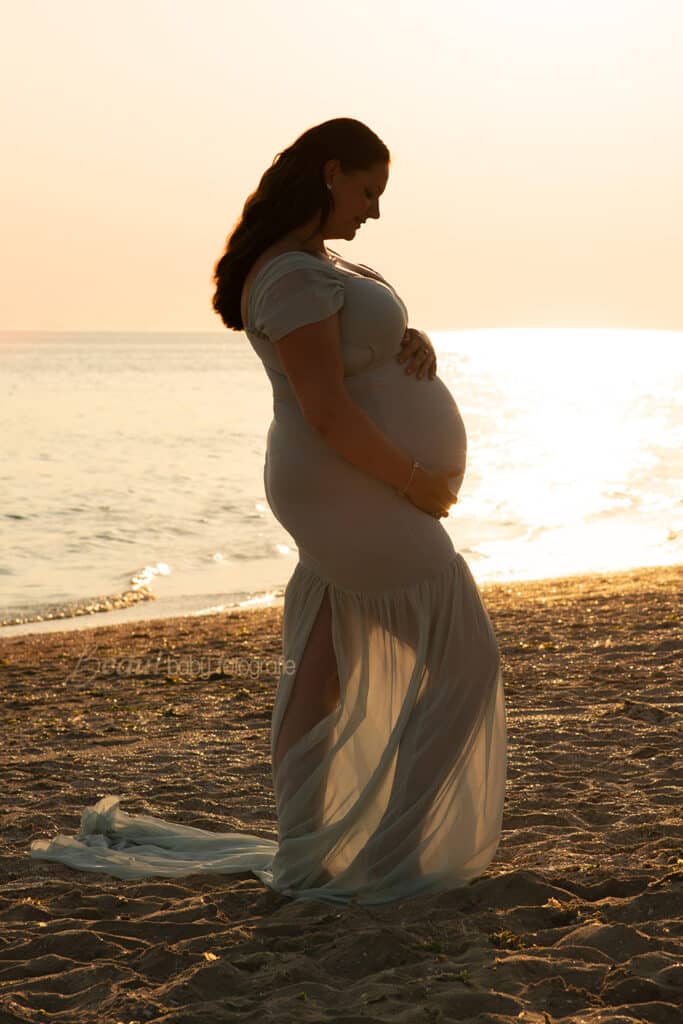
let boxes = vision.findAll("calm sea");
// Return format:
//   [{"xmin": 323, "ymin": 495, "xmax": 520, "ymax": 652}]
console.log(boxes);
[{"xmin": 1, "ymin": 329, "xmax": 681, "ymax": 637}]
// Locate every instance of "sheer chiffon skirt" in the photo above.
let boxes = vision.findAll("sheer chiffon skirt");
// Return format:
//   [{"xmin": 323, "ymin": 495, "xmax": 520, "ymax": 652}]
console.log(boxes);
[{"xmin": 30, "ymin": 552, "xmax": 507, "ymax": 906}]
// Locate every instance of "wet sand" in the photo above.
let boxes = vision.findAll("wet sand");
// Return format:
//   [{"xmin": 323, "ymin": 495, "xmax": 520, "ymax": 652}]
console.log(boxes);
[{"xmin": 0, "ymin": 564, "xmax": 681, "ymax": 1023}]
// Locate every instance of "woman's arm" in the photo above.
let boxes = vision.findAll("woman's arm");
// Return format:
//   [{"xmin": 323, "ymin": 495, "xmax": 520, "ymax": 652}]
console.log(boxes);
[
  {"xmin": 273, "ymin": 310, "xmax": 460, "ymax": 518},
  {"xmin": 275, "ymin": 311, "xmax": 414, "ymax": 493}
]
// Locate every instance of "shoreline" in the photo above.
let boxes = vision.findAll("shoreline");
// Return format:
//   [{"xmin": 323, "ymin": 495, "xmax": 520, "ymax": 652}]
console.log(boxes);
[
  {"xmin": 1, "ymin": 558, "xmax": 680, "ymax": 641},
  {"xmin": 0, "ymin": 562, "xmax": 681, "ymax": 1022},
  {"xmin": 0, "ymin": 589, "xmax": 287, "ymax": 640}
]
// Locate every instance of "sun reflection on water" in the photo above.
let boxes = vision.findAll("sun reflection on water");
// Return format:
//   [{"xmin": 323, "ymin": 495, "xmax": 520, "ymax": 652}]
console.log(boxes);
[{"xmin": 434, "ymin": 328, "xmax": 682, "ymax": 581}]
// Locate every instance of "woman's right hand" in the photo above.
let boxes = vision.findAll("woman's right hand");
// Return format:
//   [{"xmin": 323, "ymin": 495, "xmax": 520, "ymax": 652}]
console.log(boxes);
[{"xmin": 405, "ymin": 464, "xmax": 463, "ymax": 518}]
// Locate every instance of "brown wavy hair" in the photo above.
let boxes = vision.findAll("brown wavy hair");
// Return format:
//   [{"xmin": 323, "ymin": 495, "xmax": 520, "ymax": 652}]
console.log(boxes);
[{"xmin": 211, "ymin": 117, "xmax": 390, "ymax": 331}]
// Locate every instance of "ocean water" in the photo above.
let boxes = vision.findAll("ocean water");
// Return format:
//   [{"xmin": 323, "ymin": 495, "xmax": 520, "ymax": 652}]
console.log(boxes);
[{"xmin": 1, "ymin": 329, "xmax": 681, "ymax": 637}]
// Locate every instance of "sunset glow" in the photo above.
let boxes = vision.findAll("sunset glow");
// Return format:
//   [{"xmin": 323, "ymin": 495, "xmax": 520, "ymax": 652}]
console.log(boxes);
[{"xmin": 2, "ymin": 0, "xmax": 682, "ymax": 331}]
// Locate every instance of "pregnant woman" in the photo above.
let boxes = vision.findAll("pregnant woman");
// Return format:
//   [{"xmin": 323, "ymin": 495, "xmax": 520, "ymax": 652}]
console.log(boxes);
[{"xmin": 31, "ymin": 117, "xmax": 507, "ymax": 905}]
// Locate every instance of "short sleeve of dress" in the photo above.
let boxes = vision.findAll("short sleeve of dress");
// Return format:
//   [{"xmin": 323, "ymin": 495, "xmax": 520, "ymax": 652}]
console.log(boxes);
[{"xmin": 252, "ymin": 262, "xmax": 345, "ymax": 343}]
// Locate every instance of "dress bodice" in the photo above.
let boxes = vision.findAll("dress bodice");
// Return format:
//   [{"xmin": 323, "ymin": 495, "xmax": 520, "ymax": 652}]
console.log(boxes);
[{"xmin": 244, "ymin": 251, "xmax": 409, "ymax": 379}]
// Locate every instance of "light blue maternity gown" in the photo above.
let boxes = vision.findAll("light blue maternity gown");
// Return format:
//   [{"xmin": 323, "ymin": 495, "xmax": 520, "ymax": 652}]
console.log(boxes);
[{"xmin": 30, "ymin": 250, "xmax": 507, "ymax": 905}]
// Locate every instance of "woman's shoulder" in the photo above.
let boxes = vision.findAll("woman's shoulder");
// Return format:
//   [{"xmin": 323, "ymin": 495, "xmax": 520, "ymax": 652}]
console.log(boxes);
[
  {"xmin": 251, "ymin": 245, "xmax": 334, "ymax": 282},
  {"xmin": 242, "ymin": 248, "xmax": 335, "ymax": 328}
]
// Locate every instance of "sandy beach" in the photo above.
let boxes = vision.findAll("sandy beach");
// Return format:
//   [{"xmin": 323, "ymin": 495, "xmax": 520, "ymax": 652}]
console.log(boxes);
[{"xmin": 0, "ymin": 563, "xmax": 681, "ymax": 1023}]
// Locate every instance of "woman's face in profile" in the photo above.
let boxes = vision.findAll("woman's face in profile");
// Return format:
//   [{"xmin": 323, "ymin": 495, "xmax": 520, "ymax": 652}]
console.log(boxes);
[{"xmin": 327, "ymin": 160, "xmax": 389, "ymax": 240}]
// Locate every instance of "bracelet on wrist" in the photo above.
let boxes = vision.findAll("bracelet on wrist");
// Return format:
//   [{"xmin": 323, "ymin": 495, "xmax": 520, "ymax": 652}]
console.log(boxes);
[{"xmin": 399, "ymin": 459, "xmax": 419, "ymax": 496}]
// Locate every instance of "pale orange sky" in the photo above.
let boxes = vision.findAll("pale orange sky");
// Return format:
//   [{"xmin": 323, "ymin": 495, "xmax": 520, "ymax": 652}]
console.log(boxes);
[{"xmin": 1, "ymin": 0, "xmax": 682, "ymax": 331}]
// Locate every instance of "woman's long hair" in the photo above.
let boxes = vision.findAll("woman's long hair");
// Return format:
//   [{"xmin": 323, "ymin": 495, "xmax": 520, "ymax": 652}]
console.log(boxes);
[{"xmin": 212, "ymin": 117, "xmax": 390, "ymax": 331}]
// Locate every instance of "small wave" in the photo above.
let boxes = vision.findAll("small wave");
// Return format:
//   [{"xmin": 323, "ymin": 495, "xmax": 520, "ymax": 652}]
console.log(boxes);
[
  {"xmin": 0, "ymin": 587, "xmax": 156, "ymax": 628},
  {"xmin": 129, "ymin": 563, "xmax": 170, "ymax": 589},
  {"xmin": 187, "ymin": 585, "xmax": 288, "ymax": 617}
]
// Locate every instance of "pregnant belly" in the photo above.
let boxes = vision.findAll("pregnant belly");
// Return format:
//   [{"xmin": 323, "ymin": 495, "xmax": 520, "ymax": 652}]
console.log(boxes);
[
  {"xmin": 345, "ymin": 359, "xmax": 468, "ymax": 494},
  {"xmin": 264, "ymin": 358, "xmax": 463, "ymax": 589}
]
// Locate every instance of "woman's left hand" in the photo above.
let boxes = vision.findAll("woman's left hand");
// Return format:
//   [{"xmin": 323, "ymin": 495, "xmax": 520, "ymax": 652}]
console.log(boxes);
[{"xmin": 396, "ymin": 327, "xmax": 437, "ymax": 381}]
